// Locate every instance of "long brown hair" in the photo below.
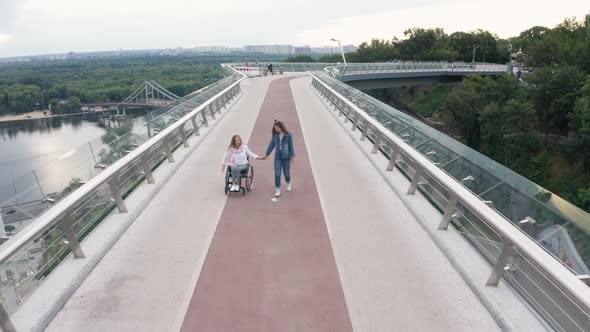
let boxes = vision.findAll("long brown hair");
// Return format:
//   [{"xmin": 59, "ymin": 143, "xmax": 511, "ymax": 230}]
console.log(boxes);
[
  {"xmin": 272, "ymin": 120, "xmax": 288, "ymax": 135},
  {"xmin": 228, "ymin": 135, "xmax": 242, "ymax": 149}
]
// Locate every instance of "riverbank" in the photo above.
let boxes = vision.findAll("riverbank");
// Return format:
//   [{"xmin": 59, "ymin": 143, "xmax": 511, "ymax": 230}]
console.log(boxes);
[
  {"xmin": 0, "ymin": 111, "xmax": 50, "ymax": 122},
  {"xmin": 0, "ymin": 110, "xmax": 110, "ymax": 123}
]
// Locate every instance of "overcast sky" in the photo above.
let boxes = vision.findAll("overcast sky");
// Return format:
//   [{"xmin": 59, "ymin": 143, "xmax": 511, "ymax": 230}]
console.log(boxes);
[{"xmin": 0, "ymin": 0, "xmax": 588, "ymax": 58}]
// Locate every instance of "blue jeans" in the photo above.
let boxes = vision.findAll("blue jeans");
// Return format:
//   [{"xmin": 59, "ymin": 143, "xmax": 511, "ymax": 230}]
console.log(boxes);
[{"xmin": 274, "ymin": 158, "xmax": 291, "ymax": 188}]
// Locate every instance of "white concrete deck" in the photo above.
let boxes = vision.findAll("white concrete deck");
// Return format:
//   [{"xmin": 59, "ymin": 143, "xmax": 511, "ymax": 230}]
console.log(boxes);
[
  {"xmin": 46, "ymin": 75, "xmax": 282, "ymax": 332},
  {"xmin": 40, "ymin": 74, "xmax": 546, "ymax": 332}
]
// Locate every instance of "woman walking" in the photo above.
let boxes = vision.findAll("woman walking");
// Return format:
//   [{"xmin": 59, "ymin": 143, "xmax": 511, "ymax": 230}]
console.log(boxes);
[{"xmin": 264, "ymin": 120, "xmax": 295, "ymax": 197}]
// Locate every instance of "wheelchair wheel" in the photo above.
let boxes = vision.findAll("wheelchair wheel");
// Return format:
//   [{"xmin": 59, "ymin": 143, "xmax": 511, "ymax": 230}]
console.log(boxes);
[
  {"xmin": 246, "ymin": 166, "xmax": 254, "ymax": 191},
  {"xmin": 224, "ymin": 168, "xmax": 230, "ymax": 195}
]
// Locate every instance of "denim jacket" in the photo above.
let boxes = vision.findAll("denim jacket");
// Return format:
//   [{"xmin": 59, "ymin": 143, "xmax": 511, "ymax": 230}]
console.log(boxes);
[{"xmin": 266, "ymin": 133, "xmax": 295, "ymax": 160}]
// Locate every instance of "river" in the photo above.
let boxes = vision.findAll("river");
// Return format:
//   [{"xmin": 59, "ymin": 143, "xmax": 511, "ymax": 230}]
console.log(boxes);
[{"xmin": 0, "ymin": 112, "xmax": 148, "ymax": 206}]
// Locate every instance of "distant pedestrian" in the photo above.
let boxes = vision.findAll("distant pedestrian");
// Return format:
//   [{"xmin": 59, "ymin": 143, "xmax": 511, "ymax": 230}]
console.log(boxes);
[{"xmin": 262, "ymin": 120, "xmax": 295, "ymax": 197}]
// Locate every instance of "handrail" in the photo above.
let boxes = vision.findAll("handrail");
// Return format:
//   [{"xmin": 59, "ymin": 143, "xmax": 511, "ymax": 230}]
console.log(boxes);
[
  {"xmin": 308, "ymin": 71, "xmax": 590, "ymax": 313},
  {"xmin": 0, "ymin": 71, "xmax": 246, "ymax": 267},
  {"xmin": 144, "ymin": 75, "xmax": 237, "ymax": 126},
  {"xmin": 324, "ymin": 62, "xmax": 508, "ymax": 78}
]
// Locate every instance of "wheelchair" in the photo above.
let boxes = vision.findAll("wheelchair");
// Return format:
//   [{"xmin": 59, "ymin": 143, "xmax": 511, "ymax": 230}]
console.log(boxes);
[{"xmin": 224, "ymin": 163, "xmax": 254, "ymax": 196}]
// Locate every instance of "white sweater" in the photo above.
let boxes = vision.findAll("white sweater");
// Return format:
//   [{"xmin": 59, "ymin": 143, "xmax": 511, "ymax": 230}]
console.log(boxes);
[{"xmin": 221, "ymin": 145, "xmax": 258, "ymax": 166}]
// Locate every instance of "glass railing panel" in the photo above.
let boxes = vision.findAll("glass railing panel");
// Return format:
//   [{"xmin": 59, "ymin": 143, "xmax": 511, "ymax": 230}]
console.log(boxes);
[
  {"xmin": 507, "ymin": 247, "xmax": 590, "ymax": 332},
  {"xmin": 395, "ymin": 126, "xmax": 429, "ymax": 147},
  {"xmin": 415, "ymin": 139, "xmax": 459, "ymax": 165},
  {"xmin": 441, "ymin": 156, "xmax": 502, "ymax": 196},
  {"xmin": 417, "ymin": 172, "xmax": 451, "ymax": 211},
  {"xmin": 315, "ymin": 70, "xmax": 590, "ymax": 280}
]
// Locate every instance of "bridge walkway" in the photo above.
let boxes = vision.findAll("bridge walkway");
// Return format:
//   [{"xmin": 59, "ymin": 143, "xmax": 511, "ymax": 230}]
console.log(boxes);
[{"xmin": 46, "ymin": 75, "xmax": 535, "ymax": 331}]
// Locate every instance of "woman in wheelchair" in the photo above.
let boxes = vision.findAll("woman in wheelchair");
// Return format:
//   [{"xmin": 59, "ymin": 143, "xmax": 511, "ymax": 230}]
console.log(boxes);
[{"xmin": 221, "ymin": 135, "xmax": 262, "ymax": 192}]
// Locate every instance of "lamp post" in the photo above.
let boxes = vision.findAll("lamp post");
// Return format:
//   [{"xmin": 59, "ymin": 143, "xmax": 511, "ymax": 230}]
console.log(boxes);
[
  {"xmin": 472, "ymin": 44, "xmax": 479, "ymax": 63},
  {"xmin": 331, "ymin": 38, "xmax": 347, "ymax": 66}
]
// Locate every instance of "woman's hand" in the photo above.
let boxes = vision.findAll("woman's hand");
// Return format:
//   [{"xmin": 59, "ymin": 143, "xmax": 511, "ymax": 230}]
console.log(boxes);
[{"xmin": 221, "ymin": 164, "xmax": 225, "ymax": 172}]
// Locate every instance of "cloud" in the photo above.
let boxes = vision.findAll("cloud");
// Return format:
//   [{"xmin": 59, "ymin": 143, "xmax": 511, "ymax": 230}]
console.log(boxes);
[
  {"xmin": 295, "ymin": 0, "xmax": 590, "ymax": 45},
  {"xmin": 0, "ymin": 34, "xmax": 14, "ymax": 44},
  {"xmin": 0, "ymin": 0, "xmax": 20, "ymax": 30},
  {"xmin": 1, "ymin": 0, "xmax": 588, "ymax": 58}
]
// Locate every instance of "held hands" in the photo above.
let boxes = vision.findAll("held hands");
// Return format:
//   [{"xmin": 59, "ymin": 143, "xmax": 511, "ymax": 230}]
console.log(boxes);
[{"xmin": 256, "ymin": 155, "xmax": 268, "ymax": 160}]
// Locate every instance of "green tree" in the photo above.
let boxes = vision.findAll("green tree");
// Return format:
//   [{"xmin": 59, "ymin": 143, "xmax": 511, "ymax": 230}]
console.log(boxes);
[
  {"xmin": 318, "ymin": 54, "xmax": 341, "ymax": 62},
  {"xmin": 48, "ymin": 98, "xmax": 61, "ymax": 113},
  {"xmin": 570, "ymin": 77, "xmax": 590, "ymax": 135},
  {"xmin": 67, "ymin": 96, "xmax": 81, "ymax": 112},
  {"xmin": 285, "ymin": 55, "xmax": 315, "ymax": 62},
  {"xmin": 480, "ymin": 99, "xmax": 536, "ymax": 166},
  {"xmin": 349, "ymin": 38, "xmax": 399, "ymax": 62},
  {"xmin": 568, "ymin": 77, "xmax": 590, "ymax": 169},
  {"xmin": 399, "ymin": 28, "xmax": 450, "ymax": 61},
  {"xmin": 527, "ymin": 65, "xmax": 585, "ymax": 145},
  {"xmin": 439, "ymin": 88, "xmax": 485, "ymax": 148}
]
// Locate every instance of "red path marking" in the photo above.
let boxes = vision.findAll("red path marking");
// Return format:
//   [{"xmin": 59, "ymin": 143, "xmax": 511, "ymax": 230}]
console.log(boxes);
[{"xmin": 180, "ymin": 77, "xmax": 353, "ymax": 331}]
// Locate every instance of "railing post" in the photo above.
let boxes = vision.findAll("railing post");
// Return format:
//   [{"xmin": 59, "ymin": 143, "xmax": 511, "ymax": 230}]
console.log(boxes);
[
  {"xmin": 0, "ymin": 305, "xmax": 16, "ymax": 332},
  {"xmin": 371, "ymin": 135, "xmax": 381, "ymax": 153},
  {"xmin": 407, "ymin": 167, "xmax": 424, "ymax": 195},
  {"xmin": 108, "ymin": 177, "xmax": 128, "ymax": 213},
  {"xmin": 386, "ymin": 145, "xmax": 400, "ymax": 171},
  {"xmin": 191, "ymin": 115, "xmax": 200, "ymax": 136},
  {"xmin": 62, "ymin": 212, "xmax": 85, "ymax": 258},
  {"xmin": 220, "ymin": 95, "xmax": 227, "ymax": 110},
  {"xmin": 201, "ymin": 108, "xmax": 209, "ymax": 127},
  {"xmin": 163, "ymin": 137, "xmax": 175, "ymax": 163},
  {"xmin": 438, "ymin": 194, "xmax": 458, "ymax": 230},
  {"xmin": 209, "ymin": 104, "xmax": 217, "ymax": 120},
  {"xmin": 179, "ymin": 124, "xmax": 189, "ymax": 148},
  {"xmin": 351, "ymin": 112, "xmax": 359, "ymax": 131},
  {"xmin": 343, "ymin": 105, "xmax": 350, "ymax": 123},
  {"xmin": 360, "ymin": 123, "xmax": 369, "ymax": 141},
  {"xmin": 140, "ymin": 153, "xmax": 155, "ymax": 184},
  {"xmin": 486, "ymin": 240, "xmax": 514, "ymax": 286}
]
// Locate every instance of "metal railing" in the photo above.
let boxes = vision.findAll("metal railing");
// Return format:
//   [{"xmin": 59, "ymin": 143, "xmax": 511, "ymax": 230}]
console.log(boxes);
[
  {"xmin": 324, "ymin": 62, "xmax": 508, "ymax": 80},
  {"xmin": 0, "ymin": 68, "xmax": 246, "ymax": 331},
  {"xmin": 227, "ymin": 62, "xmax": 336, "ymax": 73},
  {"xmin": 226, "ymin": 62, "xmax": 507, "ymax": 77},
  {"xmin": 310, "ymin": 72, "xmax": 590, "ymax": 331},
  {"xmin": 144, "ymin": 65, "xmax": 242, "ymax": 135}
]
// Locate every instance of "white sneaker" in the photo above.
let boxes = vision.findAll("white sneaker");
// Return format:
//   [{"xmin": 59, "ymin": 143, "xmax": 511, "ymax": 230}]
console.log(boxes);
[
  {"xmin": 231, "ymin": 184, "xmax": 239, "ymax": 192},
  {"xmin": 286, "ymin": 182, "xmax": 292, "ymax": 192},
  {"xmin": 274, "ymin": 188, "xmax": 281, "ymax": 197}
]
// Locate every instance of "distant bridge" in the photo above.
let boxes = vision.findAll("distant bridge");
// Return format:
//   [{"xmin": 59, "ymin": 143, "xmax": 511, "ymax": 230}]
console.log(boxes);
[
  {"xmin": 328, "ymin": 62, "xmax": 509, "ymax": 90},
  {"xmin": 81, "ymin": 81, "xmax": 180, "ymax": 116}
]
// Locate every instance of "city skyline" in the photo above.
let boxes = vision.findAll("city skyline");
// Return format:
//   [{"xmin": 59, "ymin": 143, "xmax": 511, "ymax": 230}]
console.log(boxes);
[
  {"xmin": 0, "ymin": 43, "xmax": 358, "ymax": 62},
  {"xmin": 1, "ymin": 0, "xmax": 588, "ymax": 58}
]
